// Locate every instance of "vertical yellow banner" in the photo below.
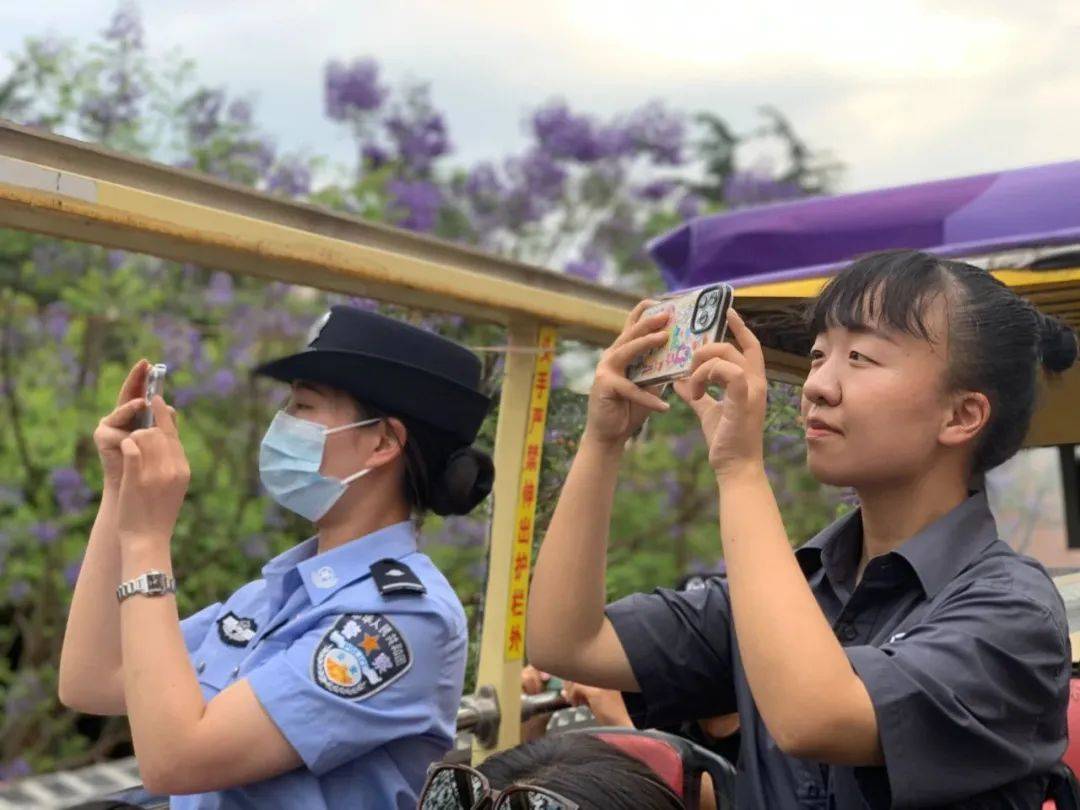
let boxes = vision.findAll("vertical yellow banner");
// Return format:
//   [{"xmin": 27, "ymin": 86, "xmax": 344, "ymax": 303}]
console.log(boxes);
[{"xmin": 503, "ymin": 326, "xmax": 557, "ymax": 660}]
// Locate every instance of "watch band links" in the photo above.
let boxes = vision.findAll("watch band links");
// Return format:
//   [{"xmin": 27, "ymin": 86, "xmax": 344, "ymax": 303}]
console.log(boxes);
[{"xmin": 116, "ymin": 570, "xmax": 177, "ymax": 603}]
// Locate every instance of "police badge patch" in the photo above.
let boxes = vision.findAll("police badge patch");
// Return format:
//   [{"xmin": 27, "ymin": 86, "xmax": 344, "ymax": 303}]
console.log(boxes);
[
  {"xmin": 217, "ymin": 612, "xmax": 258, "ymax": 647},
  {"xmin": 312, "ymin": 614, "xmax": 412, "ymax": 700}
]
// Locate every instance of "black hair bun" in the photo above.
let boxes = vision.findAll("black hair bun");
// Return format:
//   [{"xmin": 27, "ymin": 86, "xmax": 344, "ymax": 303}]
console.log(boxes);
[
  {"xmin": 428, "ymin": 446, "xmax": 494, "ymax": 516},
  {"xmin": 1040, "ymin": 315, "xmax": 1079, "ymax": 373}
]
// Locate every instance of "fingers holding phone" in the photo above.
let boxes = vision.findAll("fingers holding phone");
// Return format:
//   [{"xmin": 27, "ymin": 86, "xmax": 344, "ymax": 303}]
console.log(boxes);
[
  {"xmin": 94, "ymin": 360, "xmax": 167, "ymax": 488},
  {"xmin": 584, "ymin": 303, "xmax": 671, "ymax": 448}
]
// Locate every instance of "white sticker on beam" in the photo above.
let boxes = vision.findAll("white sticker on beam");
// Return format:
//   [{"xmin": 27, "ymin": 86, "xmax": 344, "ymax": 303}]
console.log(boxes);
[{"xmin": 0, "ymin": 154, "xmax": 97, "ymax": 203}]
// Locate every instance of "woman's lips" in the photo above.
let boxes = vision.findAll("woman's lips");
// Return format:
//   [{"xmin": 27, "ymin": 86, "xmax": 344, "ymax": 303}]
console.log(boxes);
[{"xmin": 804, "ymin": 418, "xmax": 842, "ymax": 439}]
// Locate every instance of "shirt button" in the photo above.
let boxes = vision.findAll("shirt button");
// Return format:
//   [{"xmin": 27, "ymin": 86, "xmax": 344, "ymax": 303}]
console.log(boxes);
[
  {"xmin": 837, "ymin": 624, "xmax": 857, "ymax": 642},
  {"xmin": 196, "ymin": 661, "xmax": 206, "ymax": 675},
  {"xmin": 231, "ymin": 666, "xmax": 240, "ymax": 678}
]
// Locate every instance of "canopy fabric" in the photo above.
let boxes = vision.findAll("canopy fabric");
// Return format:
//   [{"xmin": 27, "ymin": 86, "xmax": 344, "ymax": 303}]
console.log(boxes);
[{"xmin": 650, "ymin": 160, "xmax": 1080, "ymax": 290}]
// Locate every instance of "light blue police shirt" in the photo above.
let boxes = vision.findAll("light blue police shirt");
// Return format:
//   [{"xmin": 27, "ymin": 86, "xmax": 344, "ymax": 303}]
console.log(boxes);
[{"xmin": 173, "ymin": 521, "xmax": 467, "ymax": 809}]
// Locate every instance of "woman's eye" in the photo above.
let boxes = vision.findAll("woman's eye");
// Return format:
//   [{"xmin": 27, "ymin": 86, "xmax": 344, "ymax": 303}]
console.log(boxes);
[
  {"xmin": 849, "ymin": 350, "xmax": 873, "ymax": 363},
  {"xmin": 809, "ymin": 349, "xmax": 825, "ymax": 362}
]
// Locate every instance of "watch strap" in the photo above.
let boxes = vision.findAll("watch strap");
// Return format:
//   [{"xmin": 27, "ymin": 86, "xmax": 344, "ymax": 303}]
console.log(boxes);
[{"xmin": 116, "ymin": 570, "xmax": 176, "ymax": 603}]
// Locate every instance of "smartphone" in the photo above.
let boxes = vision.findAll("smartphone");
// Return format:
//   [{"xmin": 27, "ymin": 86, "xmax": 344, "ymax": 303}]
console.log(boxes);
[
  {"xmin": 627, "ymin": 284, "xmax": 734, "ymax": 387},
  {"xmin": 137, "ymin": 363, "xmax": 168, "ymax": 429}
]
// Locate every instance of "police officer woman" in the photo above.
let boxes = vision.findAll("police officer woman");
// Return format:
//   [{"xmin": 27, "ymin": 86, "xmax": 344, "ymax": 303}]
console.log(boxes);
[
  {"xmin": 59, "ymin": 305, "xmax": 493, "ymax": 809},
  {"xmin": 529, "ymin": 250, "xmax": 1079, "ymax": 808}
]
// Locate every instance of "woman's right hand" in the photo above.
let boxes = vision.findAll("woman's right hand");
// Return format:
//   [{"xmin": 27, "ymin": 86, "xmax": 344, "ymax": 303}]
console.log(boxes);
[
  {"xmin": 584, "ymin": 300, "xmax": 671, "ymax": 448},
  {"xmin": 94, "ymin": 359, "xmax": 150, "ymax": 489}
]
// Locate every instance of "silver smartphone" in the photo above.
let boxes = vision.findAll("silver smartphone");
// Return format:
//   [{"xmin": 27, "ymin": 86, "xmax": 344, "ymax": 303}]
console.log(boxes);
[{"xmin": 137, "ymin": 363, "xmax": 168, "ymax": 429}]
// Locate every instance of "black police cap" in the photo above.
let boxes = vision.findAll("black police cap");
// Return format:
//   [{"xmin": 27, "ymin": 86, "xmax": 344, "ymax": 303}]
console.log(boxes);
[{"xmin": 254, "ymin": 305, "xmax": 491, "ymax": 444}]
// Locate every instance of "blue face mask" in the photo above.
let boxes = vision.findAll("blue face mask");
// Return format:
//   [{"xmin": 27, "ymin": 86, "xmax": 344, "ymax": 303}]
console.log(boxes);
[{"xmin": 259, "ymin": 410, "xmax": 382, "ymax": 522}]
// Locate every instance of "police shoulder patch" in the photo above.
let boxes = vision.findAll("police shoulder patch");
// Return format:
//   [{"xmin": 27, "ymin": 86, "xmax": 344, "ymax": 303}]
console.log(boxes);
[
  {"xmin": 371, "ymin": 558, "xmax": 426, "ymax": 596},
  {"xmin": 312, "ymin": 613, "xmax": 412, "ymax": 700},
  {"xmin": 217, "ymin": 612, "xmax": 258, "ymax": 647}
]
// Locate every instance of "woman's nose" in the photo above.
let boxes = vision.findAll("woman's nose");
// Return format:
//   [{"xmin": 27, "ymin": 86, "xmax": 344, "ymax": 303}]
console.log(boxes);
[{"xmin": 802, "ymin": 366, "xmax": 841, "ymax": 407}]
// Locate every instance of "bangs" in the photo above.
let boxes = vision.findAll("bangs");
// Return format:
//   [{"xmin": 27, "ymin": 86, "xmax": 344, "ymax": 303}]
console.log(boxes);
[{"xmin": 807, "ymin": 249, "xmax": 948, "ymax": 342}]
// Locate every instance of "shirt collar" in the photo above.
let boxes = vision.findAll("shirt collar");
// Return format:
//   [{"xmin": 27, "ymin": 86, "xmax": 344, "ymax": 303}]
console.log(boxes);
[
  {"xmin": 795, "ymin": 508, "xmax": 861, "ymax": 588},
  {"xmin": 296, "ymin": 521, "xmax": 419, "ymax": 604},
  {"xmin": 795, "ymin": 490, "xmax": 999, "ymax": 599},
  {"xmin": 889, "ymin": 489, "xmax": 999, "ymax": 598}
]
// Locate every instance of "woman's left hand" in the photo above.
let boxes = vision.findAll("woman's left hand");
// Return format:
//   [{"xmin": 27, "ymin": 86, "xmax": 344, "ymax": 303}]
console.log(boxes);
[
  {"xmin": 117, "ymin": 396, "xmax": 190, "ymax": 547},
  {"xmin": 673, "ymin": 309, "xmax": 768, "ymax": 479}
]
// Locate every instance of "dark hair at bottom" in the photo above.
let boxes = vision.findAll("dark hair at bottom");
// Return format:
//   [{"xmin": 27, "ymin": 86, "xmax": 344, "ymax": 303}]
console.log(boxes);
[
  {"xmin": 807, "ymin": 249, "xmax": 1079, "ymax": 473},
  {"xmin": 476, "ymin": 734, "xmax": 684, "ymax": 810},
  {"xmin": 352, "ymin": 398, "xmax": 493, "ymax": 517}
]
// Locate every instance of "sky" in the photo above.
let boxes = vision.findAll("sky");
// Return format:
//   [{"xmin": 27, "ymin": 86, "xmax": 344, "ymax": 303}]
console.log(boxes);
[{"xmin": 0, "ymin": 1, "xmax": 1077, "ymax": 193}]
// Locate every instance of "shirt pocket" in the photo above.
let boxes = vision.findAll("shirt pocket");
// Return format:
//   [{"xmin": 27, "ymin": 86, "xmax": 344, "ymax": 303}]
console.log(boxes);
[{"xmin": 192, "ymin": 640, "xmax": 247, "ymax": 698}]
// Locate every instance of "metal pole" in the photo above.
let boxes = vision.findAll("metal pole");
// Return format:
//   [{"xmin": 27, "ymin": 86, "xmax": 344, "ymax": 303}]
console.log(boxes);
[{"xmin": 472, "ymin": 320, "xmax": 538, "ymax": 761}]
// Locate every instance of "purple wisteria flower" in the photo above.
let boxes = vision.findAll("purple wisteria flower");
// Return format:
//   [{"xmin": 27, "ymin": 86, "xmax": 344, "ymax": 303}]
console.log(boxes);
[
  {"xmin": 676, "ymin": 193, "xmax": 702, "ymax": 221},
  {"xmin": 624, "ymin": 102, "xmax": 685, "ymax": 165},
  {"xmin": 31, "ymin": 521, "xmax": 61, "ymax": 546},
  {"xmin": 209, "ymin": 368, "xmax": 238, "ymax": 397},
  {"xmin": 565, "ymin": 248, "xmax": 604, "ymax": 282},
  {"xmin": 0, "ymin": 486, "xmax": 19, "ymax": 506},
  {"xmin": 0, "ymin": 757, "xmax": 31, "ymax": 782},
  {"xmin": 103, "ymin": 4, "xmax": 144, "ymax": 49},
  {"xmin": 634, "ymin": 179, "xmax": 678, "ymax": 201},
  {"xmin": 385, "ymin": 93, "xmax": 450, "ymax": 176},
  {"xmin": 64, "ymin": 558, "xmax": 83, "ymax": 588},
  {"xmin": 670, "ymin": 434, "xmax": 698, "ymax": 461},
  {"xmin": 532, "ymin": 102, "xmax": 606, "ymax": 162},
  {"xmin": 346, "ymin": 296, "xmax": 380, "ymax": 312},
  {"xmin": 267, "ymin": 157, "xmax": 312, "ymax": 198},
  {"xmin": 227, "ymin": 99, "xmax": 253, "ymax": 127},
  {"xmin": 325, "ymin": 59, "xmax": 386, "ymax": 120},
  {"xmin": 183, "ymin": 89, "xmax": 225, "ymax": 144},
  {"xmin": 516, "ymin": 149, "xmax": 567, "ymax": 202},
  {"xmin": 42, "ymin": 302, "xmax": 70, "ymax": 341},
  {"xmin": 361, "ymin": 143, "xmax": 389, "ymax": 169},
  {"xmin": 51, "ymin": 467, "xmax": 91, "ymax": 514},
  {"xmin": 463, "ymin": 162, "xmax": 503, "ymax": 203},
  {"xmin": 204, "ymin": 272, "xmax": 234, "ymax": 307},
  {"xmin": 387, "ymin": 179, "xmax": 443, "ymax": 232},
  {"xmin": 724, "ymin": 169, "xmax": 803, "ymax": 208},
  {"xmin": 154, "ymin": 315, "xmax": 204, "ymax": 369}
]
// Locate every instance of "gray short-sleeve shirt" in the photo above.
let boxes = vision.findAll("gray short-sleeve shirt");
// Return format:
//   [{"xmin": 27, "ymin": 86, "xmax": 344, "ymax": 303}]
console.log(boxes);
[{"xmin": 606, "ymin": 491, "xmax": 1070, "ymax": 809}]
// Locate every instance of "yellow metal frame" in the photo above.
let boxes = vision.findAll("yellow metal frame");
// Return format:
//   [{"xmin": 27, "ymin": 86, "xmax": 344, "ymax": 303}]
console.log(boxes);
[{"xmin": 2, "ymin": 119, "xmax": 1077, "ymax": 758}]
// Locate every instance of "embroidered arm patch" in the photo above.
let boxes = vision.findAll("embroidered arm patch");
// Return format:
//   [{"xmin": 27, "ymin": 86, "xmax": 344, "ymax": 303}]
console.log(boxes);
[
  {"xmin": 217, "ymin": 612, "xmax": 258, "ymax": 647},
  {"xmin": 312, "ymin": 613, "xmax": 412, "ymax": 700}
]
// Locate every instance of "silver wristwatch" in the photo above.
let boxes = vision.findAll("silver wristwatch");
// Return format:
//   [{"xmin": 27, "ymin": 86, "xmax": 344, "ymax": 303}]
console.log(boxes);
[{"xmin": 116, "ymin": 570, "xmax": 176, "ymax": 603}]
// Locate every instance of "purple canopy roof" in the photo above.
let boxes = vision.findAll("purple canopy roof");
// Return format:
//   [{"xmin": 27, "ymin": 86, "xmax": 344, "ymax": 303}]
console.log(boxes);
[{"xmin": 650, "ymin": 160, "xmax": 1080, "ymax": 289}]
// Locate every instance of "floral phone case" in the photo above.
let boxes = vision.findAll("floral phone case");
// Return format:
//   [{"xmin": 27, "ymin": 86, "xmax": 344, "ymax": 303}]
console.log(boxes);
[{"xmin": 626, "ymin": 284, "xmax": 733, "ymax": 387}]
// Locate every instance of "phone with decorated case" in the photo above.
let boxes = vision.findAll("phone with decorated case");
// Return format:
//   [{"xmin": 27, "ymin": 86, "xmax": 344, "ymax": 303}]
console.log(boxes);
[{"xmin": 627, "ymin": 284, "xmax": 734, "ymax": 387}]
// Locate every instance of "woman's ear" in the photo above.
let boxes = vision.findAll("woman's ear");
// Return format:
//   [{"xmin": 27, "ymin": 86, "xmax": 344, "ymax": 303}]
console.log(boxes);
[
  {"xmin": 365, "ymin": 417, "xmax": 407, "ymax": 469},
  {"xmin": 939, "ymin": 390, "xmax": 991, "ymax": 449}
]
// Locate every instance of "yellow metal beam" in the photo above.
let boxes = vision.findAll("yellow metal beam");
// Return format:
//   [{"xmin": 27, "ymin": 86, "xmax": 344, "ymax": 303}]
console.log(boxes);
[
  {"xmin": 0, "ymin": 121, "xmax": 640, "ymax": 346},
  {"xmin": 473, "ymin": 320, "xmax": 537, "ymax": 760}
]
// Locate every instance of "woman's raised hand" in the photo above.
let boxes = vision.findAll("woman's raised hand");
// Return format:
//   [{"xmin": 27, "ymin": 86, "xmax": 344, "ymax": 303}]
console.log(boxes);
[
  {"xmin": 93, "ymin": 359, "xmax": 151, "ymax": 489},
  {"xmin": 673, "ymin": 308, "xmax": 768, "ymax": 479},
  {"xmin": 584, "ymin": 300, "xmax": 671, "ymax": 448}
]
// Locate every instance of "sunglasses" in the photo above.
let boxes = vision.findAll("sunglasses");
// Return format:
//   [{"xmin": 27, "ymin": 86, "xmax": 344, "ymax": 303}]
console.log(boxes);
[{"xmin": 418, "ymin": 763, "xmax": 580, "ymax": 810}]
